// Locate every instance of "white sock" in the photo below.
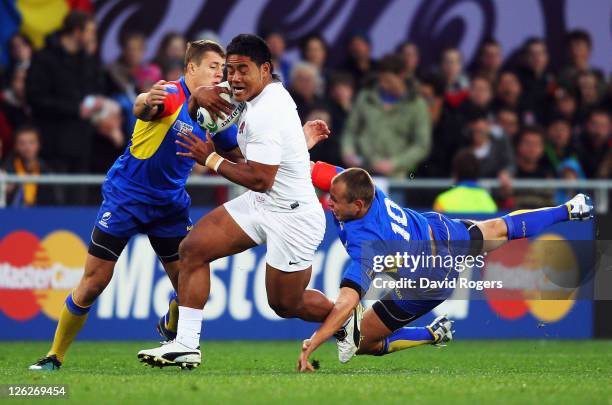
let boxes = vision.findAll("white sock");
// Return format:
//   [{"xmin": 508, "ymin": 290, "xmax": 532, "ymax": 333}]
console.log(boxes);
[{"xmin": 176, "ymin": 306, "xmax": 203, "ymax": 349}]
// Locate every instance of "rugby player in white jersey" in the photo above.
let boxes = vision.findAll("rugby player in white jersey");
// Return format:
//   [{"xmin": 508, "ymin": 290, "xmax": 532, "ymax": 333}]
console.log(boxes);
[{"xmin": 137, "ymin": 34, "xmax": 333, "ymax": 368}]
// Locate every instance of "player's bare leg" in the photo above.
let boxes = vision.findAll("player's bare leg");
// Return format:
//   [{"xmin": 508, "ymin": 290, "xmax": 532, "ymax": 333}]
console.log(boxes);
[
  {"xmin": 138, "ymin": 206, "xmax": 256, "ymax": 368},
  {"xmin": 356, "ymin": 309, "xmax": 392, "ymax": 355},
  {"xmin": 265, "ymin": 265, "xmax": 333, "ymax": 322},
  {"xmin": 357, "ymin": 308, "xmax": 452, "ymax": 356},
  {"xmin": 178, "ymin": 206, "xmax": 256, "ymax": 310}
]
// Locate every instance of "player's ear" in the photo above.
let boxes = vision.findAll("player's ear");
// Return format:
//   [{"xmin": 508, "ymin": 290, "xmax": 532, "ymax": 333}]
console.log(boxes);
[{"xmin": 261, "ymin": 62, "xmax": 271, "ymax": 77}]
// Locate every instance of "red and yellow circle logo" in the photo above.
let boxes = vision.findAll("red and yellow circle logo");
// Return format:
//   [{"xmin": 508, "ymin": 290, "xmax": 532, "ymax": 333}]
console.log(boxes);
[
  {"xmin": 484, "ymin": 234, "xmax": 577, "ymax": 322},
  {"xmin": 0, "ymin": 230, "xmax": 86, "ymax": 321}
]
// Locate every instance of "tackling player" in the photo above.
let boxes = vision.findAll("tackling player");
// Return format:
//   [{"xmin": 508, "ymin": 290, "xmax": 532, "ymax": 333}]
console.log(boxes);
[
  {"xmin": 297, "ymin": 161, "xmax": 594, "ymax": 371},
  {"xmin": 137, "ymin": 34, "xmax": 334, "ymax": 369},
  {"xmin": 29, "ymin": 40, "xmax": 238, "ymax": 370}
]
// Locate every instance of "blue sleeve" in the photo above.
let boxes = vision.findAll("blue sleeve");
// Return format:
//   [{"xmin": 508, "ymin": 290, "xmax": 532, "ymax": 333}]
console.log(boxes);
[
  {"xmin": 340, "ymin": 258, "xmax": 372, "ymax": 297},
  {"xmin": 212, "ymin": 124, "xmax": 239, "ymax": 151}
]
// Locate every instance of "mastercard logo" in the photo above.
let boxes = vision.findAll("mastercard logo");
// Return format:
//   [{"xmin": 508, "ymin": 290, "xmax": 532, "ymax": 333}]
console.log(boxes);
[
  {"xmin": 0, "ymin": 230, "xmax": 86, "ymax": 321},
  {"xmin": 483, "ymin": 234, "xmax": 577, "ymax": 322}
]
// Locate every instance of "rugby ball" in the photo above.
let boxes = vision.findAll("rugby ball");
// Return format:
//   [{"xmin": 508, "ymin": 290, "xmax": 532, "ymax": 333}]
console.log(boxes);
[{"xmin": 196, "ymin": 81, "xmax": 246, "ymax": 133}]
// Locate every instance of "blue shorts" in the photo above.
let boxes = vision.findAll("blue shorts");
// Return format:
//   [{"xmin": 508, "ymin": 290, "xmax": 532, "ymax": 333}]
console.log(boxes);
[
  {"xmin": 94, "ymin": 181, "xmax": 192, "ymax": 238},
  {"xmin": 380, "ymin": 212, "xmax": 472, "ymax": 323}
]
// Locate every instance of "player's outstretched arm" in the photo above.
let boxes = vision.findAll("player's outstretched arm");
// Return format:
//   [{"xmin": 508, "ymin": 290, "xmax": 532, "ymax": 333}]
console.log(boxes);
[
  {"xmin": 303, "ymin": 120, "xmax": 330, "ymax": 150},
  {"xmin": 134, "ymin": 80, "xmax": 167, "ymax": 121},
  {"xmin": 311, "ymin": 161, "xmax": 345, "ymax": 192},
  {"xmin": 297, "ymin": 287, "xmax": 360, "ymax": 372}
]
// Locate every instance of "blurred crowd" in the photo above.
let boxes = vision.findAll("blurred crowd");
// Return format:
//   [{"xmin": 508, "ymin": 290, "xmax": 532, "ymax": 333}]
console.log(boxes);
[{"xmin": 0, "ymin": 11, "xmax": 610, "ymax": 208}]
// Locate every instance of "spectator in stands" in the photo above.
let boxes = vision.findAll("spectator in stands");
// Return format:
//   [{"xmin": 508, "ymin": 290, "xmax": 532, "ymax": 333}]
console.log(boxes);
[
  {"xmin": 513, "ymin": 126, "xmax": 555, "ymax": 207},
  {"xmin": 557, "ymin": 30, "xmax": 605, "ymax": 95},
  {"xmin": 341, "ymin": 32, "xmax": 377, "ymax": 90},
  {"xmin": 264, "ymin": 31, "xmax": 291, "ymax": 84},
  {"xmin": 433, "ymin": 148, "xmax": 497, "ymax": 213},
  {"xmin": 465, "ymin": 111, "xmax": 514, "ymax": 179},
  {"xmin": 514, "ymin": 126, "xmax": 554, "ymax": 178},
  {"xmin": 341, "ymin": 54, "xmax": 431, "ymax": 178},
  {"xmin": 1, "ymin": 125, "xmax": 59, "ymax": 206},
  {"xmin": 161, "ymin": 59, "xmax": 183, "ymax": 81},
  {"xmin": 576, "ymin": 71, "xmax": 605, "ymax": 121},
  {"xmin": 300, "ymin": 33, "xmax": 329, "ymax": 90},
  {"xmin": 418, "ymin": 74, "xmax": 451, "ymax": 177},
  {"xmin": 8, "ymin": 33, "xmax": 33, "ymax": 70},
  {"xmin": 419, "ymin": 74, "xmax": 445, "ymax": 126},
  {"xmin": 0, "ymin": 64, "xmax": 30, "ymax": 156},
  {"xmin": 516, "ymin": 38, "xmax": 555, "ymax": 124},
  {"xmin": 327, "ymin": 72, "xmax": 354, "ymax": 133},
  {"xmin": 288, "ymin": 62, "xmax": 325, "ymax": 123},
  {"xmin": 438, "ymin": 47, "xmax": 470, "ymax": 108},
  {"xmin": 396, "ymin": 41, "xmax": 421, "ymax": 81},
  {"xmin": 107, "ymin": 31, "xmax": 147, "ymax": 135},
  {"xmin": 492, "ymin": 71, "xmax": 525, "ymax": 122},
  {"xmin": 107, "ymin": 32, "xmax": 146, "ymax": 97},
  {"xmin": 470, "ymin": 38, "xmax": 503, "ymax": 85},
  {"xmin": 26, "ymin": 10, "xmax": 106, "ymax": 181},
  {"xmin": 152, "ymin": 32, "xmax": 186, "ymax": 72},
  {"xmin": 495, "ymin": 107, "xmax": 520, "ymax": 139},
  {"xmin": 549, "ymin": 86, "xmax": 579, "ymax": 127},
  {"xmin": 544, "ymin": 116, "xmax": 577, "ymax": 171},
  {"xmin": 457, "ymin": 75, "xmax": 494, "ymax": 118},
  {"xmin": 554, "ymin": 157, "xmax": 586, "ymax": 205},
  {"xmin": 576, "ymin": 109, "xmax": 611, "ymax": 178},
  {"xmin": 306, "ymin": 105, "xmax": 343, "ymax": 166}
]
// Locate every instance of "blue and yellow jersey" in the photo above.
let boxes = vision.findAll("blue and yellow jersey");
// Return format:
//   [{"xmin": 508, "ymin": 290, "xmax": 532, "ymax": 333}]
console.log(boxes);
[
  {"xmin": 337, "ymin": 187, "xmax": 432, "ymax": 292},
  {"xmin": 105, "ymin": 77, "xmax": 238, "ymax": 206}
]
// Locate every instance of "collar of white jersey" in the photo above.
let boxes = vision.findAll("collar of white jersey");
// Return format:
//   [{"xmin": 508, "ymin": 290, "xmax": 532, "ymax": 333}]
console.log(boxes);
[{"xmin": 247, "ymin": 80, "xmax": 283, "ymax": 106}]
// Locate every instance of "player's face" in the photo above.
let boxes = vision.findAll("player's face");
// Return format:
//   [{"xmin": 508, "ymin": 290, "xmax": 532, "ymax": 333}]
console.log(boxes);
[
  {"xmin": 190, "ymin": 51, "xmax": 224, "ymax": 88},
  {"xmin": 328, "ymin": 181, "xmax": 360, "ymax": 221},
  {"xmin": 226, "ymin": 54, "xmax": 271, "ymax": 102}
]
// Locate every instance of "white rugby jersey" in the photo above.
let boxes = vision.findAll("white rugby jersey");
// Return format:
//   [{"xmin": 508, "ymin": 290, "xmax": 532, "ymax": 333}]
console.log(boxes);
[{"xmin": 235, "ymin": 81, "xmax": 319, "ymax": 212}]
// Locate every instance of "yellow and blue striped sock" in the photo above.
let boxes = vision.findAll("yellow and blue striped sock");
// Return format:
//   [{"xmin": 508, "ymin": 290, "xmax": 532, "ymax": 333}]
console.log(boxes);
[
  {"xmin": 381, "ymin": 327, "xmax": 435, "ymax": 354},
  {"xmin": 47, "ymin": 292, "xmax": 91, "ymax": 363},
  {"xmin": 164, "ymin": 291, "xmax": 179, "ymax": 333},
  {"xmin": 502, "ymin": 205, "xmax": 570, "ymax": 240}
]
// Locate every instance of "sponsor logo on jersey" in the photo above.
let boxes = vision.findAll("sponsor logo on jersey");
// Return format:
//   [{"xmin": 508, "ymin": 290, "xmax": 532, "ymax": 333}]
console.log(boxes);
[{"xmin": 173, "ymin": 120, "xmax": 194, "ymax": 134}]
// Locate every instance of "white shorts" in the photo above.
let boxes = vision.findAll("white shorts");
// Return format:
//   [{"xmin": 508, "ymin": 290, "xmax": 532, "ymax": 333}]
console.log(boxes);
[{"xmin": 224, "ymin": 191, "xmax": 326, "ymax": 272}]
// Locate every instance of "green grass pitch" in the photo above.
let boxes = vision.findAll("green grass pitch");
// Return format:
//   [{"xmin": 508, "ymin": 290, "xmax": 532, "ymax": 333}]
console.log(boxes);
[{"xmin": 0, "ymin": 341, "xmax": 610, "ymax": 404}]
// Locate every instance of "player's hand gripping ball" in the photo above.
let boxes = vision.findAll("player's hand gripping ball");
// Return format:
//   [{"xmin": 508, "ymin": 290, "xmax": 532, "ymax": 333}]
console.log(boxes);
[{"xmin": 196, "ymin": 81, "xmax": 246, "ymax": 133}]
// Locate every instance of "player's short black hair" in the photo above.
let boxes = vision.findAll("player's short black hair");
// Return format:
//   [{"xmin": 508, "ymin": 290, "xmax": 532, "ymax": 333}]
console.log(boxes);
[
  {"xmin": 452, "ymin": 149, "xmax": 480, "ymax": 181},
  {"xmin": 333, "ymin": 168, "xmax": 375, "ymax": 207},
  {"xmin": 226, "ymin": 34, "xmax": 273, "ymax": 72}
]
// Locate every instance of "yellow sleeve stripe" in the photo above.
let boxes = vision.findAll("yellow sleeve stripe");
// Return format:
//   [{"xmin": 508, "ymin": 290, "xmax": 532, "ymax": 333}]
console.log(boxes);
[{"xmin": 129, "ymin": 105, "xmax": 183, "ymax": 160}]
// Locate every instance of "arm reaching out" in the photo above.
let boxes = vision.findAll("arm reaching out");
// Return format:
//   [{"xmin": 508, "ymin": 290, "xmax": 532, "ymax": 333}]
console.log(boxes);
[
  {"xmin": 297, "ymin": 287, "xmax": 361, "ymax": 372},
  {"xmin": 303, "ymin": 120, "xmax": 330, "ymax": 150},
  {"xmin": 311, "ymin": 161, "xmax": 345, "ymax": 192}
]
